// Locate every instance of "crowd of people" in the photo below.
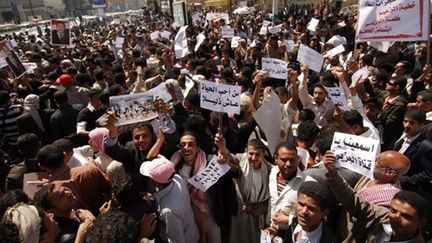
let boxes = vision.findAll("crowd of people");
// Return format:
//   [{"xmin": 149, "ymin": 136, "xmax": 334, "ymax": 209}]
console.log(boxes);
[{"xmin": 0, "ymin": 3, "xmax": 431, "ymax": 243}]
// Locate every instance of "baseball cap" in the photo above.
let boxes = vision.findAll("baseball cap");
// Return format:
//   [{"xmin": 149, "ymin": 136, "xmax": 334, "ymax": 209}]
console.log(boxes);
[
  {"xmin": 140, "ymin": 156, "xmax": 175, "ymax": 184},
  {"xmin": 56, "ymin": 74, "xmax": 73, "ymax": 87}
]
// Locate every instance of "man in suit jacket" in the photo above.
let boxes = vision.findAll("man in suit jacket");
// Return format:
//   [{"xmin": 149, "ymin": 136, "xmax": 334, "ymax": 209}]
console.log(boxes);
[
  {"xmin": 51, "ymin": 22, "xmax": 70, "ymax": 45},
  {"xmin": 394, "ymin": 109, "xmax": 432, "ymax": 194}
]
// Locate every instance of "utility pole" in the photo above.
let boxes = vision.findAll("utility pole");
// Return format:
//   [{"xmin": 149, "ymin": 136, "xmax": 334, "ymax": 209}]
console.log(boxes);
[{"xmin": 28, "ymin": 0, "xmax": 35, "ymax": 17}]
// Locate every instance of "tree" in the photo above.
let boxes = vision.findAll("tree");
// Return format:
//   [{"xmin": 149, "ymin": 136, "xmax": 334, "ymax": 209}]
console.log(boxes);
[{"xmin": 1, "ymin": 10, "xmax": 15, "ymax": 23}]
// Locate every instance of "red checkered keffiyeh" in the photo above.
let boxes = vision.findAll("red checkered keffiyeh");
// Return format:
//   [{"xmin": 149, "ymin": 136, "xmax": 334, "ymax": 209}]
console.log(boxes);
[{"xmin": 357, "ymin": 184, "xmax": 401, "ymax": 206}]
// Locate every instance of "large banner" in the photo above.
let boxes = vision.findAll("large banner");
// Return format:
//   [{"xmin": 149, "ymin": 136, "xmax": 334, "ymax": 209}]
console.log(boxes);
[{"xmin": 356, "ymin": 0, "xmax": 430, "ymax": 42}]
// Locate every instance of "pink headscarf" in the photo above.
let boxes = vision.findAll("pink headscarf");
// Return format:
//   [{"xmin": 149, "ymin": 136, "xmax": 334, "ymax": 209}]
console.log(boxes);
[{"xmin": 89, "ymin": 127, "xmax": 109, "ymax": 154}]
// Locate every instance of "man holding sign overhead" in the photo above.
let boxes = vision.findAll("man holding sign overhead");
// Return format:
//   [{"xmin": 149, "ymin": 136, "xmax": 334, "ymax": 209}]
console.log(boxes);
[{"xmin": 298, "ymin": 65, "xmax": 335, "ymax": 127}]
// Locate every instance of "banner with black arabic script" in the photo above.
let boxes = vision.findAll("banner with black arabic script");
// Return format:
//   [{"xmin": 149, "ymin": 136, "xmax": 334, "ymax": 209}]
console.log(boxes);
[{"xmin": 356, "ymin": 0, "xmax": 429, "ymax": 42}]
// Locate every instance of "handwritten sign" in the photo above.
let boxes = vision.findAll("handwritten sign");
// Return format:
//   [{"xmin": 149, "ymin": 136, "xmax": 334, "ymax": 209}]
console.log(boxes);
[
  {"xmin": 268, "ymin": 24, "xmax": 283, "ymax": 34},
  {"xmin": 351, "ymin": 66, "xmax": 370, "ymax": 86},
  {"xmin": 22, "ymin": 62, "xmax": 38, "ymax": 74},
  {"xmin": 323, "ymin": 86, "xmax": 349, "ymax": 110},
  {"xmin": 261, "ymin": 58, "xmax": 288, "ymax": 79},
  {"xmin": 331, "ymin": 132, "xmax": 380, "ymax": 179},
  {"xmin": 367, "ymin": 41, "xmax": 391, "ymax": 53},
  {"xmin": 297, "ymin": 44, "xmax": 324, "ymax": 73},
  {"xmin": 200, "ymin": 80, "xmax": 241, "ymax": 114},
  {"xmin": 221, "ymin": 26, "xmax": 235, "ymax": 38},
  {"xmin": 285, "ymin": 40, "xmax": 295, "ymax": 52},
  {"xmin": 307, "ymin": 18, "xmax": 320, "ymax": 32},
  {"xmin": 187, "ymin": 156, "xmax": 230, "ymax": 192},
  {"xmin": 356, "ymin": 0, "xmax": 429, "ymax": 42},
  {"xmin": 109, "ymin": 92, "xmax": 158, "ymax": 126},
  {"xmin": 145, "ymin": 82, "xmax": 172, "ymax": 103},
  {"xmin": 161, "ymin": 31, "xmax": 171, "ymax": 40},
  {"xmin": 115, "ymin": 37, "xmax": 124, "ymax": 48},
  {"xmin": 231, "ymin": 36, "xmax": 242, "ymax": 48},
  {"xmin": 150, "ymin": 31, "xmax": 160, "ymax": 41},
  {"xmin": 326, "ymin": 44, "xmax": 345, "ymax": 57},
  {"xmin": 174, "ymin": 26, "xmax": 189, "ymax": 59},
  {"xmin": 260, "ymin": 230, "xmax": 271, "ymax": 243}
]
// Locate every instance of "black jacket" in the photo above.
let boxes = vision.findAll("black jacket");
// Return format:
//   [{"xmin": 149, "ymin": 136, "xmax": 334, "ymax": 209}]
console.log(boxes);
[{"xmin": 278, "ymin": 218, "xmax": 339, "ymax": 243}]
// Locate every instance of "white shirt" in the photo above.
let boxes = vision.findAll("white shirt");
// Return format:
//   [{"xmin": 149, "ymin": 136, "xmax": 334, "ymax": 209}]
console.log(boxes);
[
  {"xmin": 396, "ymin": 132, "xmax": 421, "ymax": 154},
  {"xmin": 426, "ymin": 111, "xmax": 432, "ymax": 121},
  {"xmin": 374, "ymin": 224, "xmax": 413, "ymax": 243},
  {"xmin": 292, "ymin": 221, "xmax": 323, "ymax": 243}
]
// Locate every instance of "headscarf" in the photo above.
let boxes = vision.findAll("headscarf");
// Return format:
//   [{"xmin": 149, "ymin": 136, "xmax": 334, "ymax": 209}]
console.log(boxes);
[
  {"xmin": 24, "ymin": 94, "xmax": 44, "ymax": 132},
  {"xmin": 89, "ymin": 127, "xmax": 109, "ymax": 154},
  {"xmin": 3, "ymin": 203, "xmax": 41, "ymax": 243}
]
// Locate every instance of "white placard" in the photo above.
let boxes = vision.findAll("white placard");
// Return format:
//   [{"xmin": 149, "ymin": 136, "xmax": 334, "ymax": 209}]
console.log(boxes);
[
  {"xmin": 356, "ymin": 0, "xmax": 429, "ymax": 42},
  {"xmin": 187, "ymin": 156, "xmax": 231, "ymax": 192},
  {"xmin": 221, "ymin": 26, "xmax": 235, "ymax": 38},
  {"xmin": 200, "ymin": 80, "xmax": 241, "ymax": 114},
  {"xmin": 145, "ymin": 82, "xmax": 172, "ymax": 103},
  {"xmin": 326, "ymin": 44, "xmax": 345, "ymax": 57},
  {"xmin": 297, "ymin": 146, "xmax": 310, "ymax": 168},
  {"xmin": 260, "ymin": 230, "xmax": 272, "ymax": 243},
  {"xmin": 150, "ymin": 31, "xmax": 160, "ymax": 41},
  {"xmin": 109, "ymin": 92, "xmax": 158, "ymax": 126},
  {"xmin": 259, "ymin": 26, "xmax": 268, "ymax": 35},
  {"xmin": 268, "ymin": 24, "xmax": 283, "ymax": 34},
  {"xmin": 253, "ymin": 91, "xmax": 282, "ymax": 155},
  {"xmin": 367, "ymin": 41, "xmax": 391, "ymax": 53},
  {"xmin": 161, "ymin": 31, "xmax": 172, "ymax": 40},
  {"xmin": 323, "ymin": 86, "xmax": 349, "ymax": 110},
  {"xmin": 195, "ymin": 33, "xmax": 206, "ymax": 52},
  {"xmin": 175, "ymin": 26, "xmax": 189, "ymax": 59},
  {"xmin": 22, "ymin": 62, "xmax": 38, "ymax": 74},
  {"xmin": 285, "ymin": 40, "xmax": 295, "ymax": 52},
  {"xmin": 231, "ymin": 36, "xmax": 242, "ymax": 48},
  {"xmin": 23, "ymin": 173, "xmax": 44, "ymax": 199},
  {"xmin": 115, "ymin": 37, "xmax": 124, "ymax": 48},
  {"xmin": 297, "ymin": 44, "xmax": 324, "ymax": 73},
  {"xmin": 184, "ymin": 76, "xmax": 195, "ymax": 98},
  {"xmin": 307, "ymin": 18, "xmax": 320, "ymax": 32},
  {"xmin": 331, "ymin": 132, "xmax": 380, "ymax": 179},
  {"xmin": 261, "ymin": 57, "xmax": 288, "ymax": 80},
  {"xmin": 351, "ymin": 66, "xmax": 370, "ymax": 86}
]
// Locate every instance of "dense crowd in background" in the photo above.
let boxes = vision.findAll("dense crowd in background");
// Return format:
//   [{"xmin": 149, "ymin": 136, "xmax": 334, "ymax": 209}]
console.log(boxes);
[{"xmin": 0, "ymin": 3, "xmax": 431, "ymax": 243}]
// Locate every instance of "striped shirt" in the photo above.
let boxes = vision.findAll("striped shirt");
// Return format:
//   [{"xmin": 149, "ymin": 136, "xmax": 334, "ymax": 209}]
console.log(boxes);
[{"xmin": 0, "ymin": 105, "xmax": 25, "ymax": 146}]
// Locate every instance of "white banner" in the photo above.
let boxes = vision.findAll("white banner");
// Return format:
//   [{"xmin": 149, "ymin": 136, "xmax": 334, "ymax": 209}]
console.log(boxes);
[
  {"xmin": 356, "ymin": 0, "xmax": 430, "ymax": 42},
  {"xmin": 200, "ymin": 80, "xmax": 241, "ymax": 114},
  {"xmin": 331, "ymin": 132, "xmax": 380, "ymax": 179},
  {"xmin": 188, "ymin": 156, "xmax": 230, "ymax": 192},
  {"xmin": 297, "ymin": 44, "xmax": 324, "ymax": 73},
  {"xmin": 261, "ymin": 57, "xmax": 288, "ymax": 79}
]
